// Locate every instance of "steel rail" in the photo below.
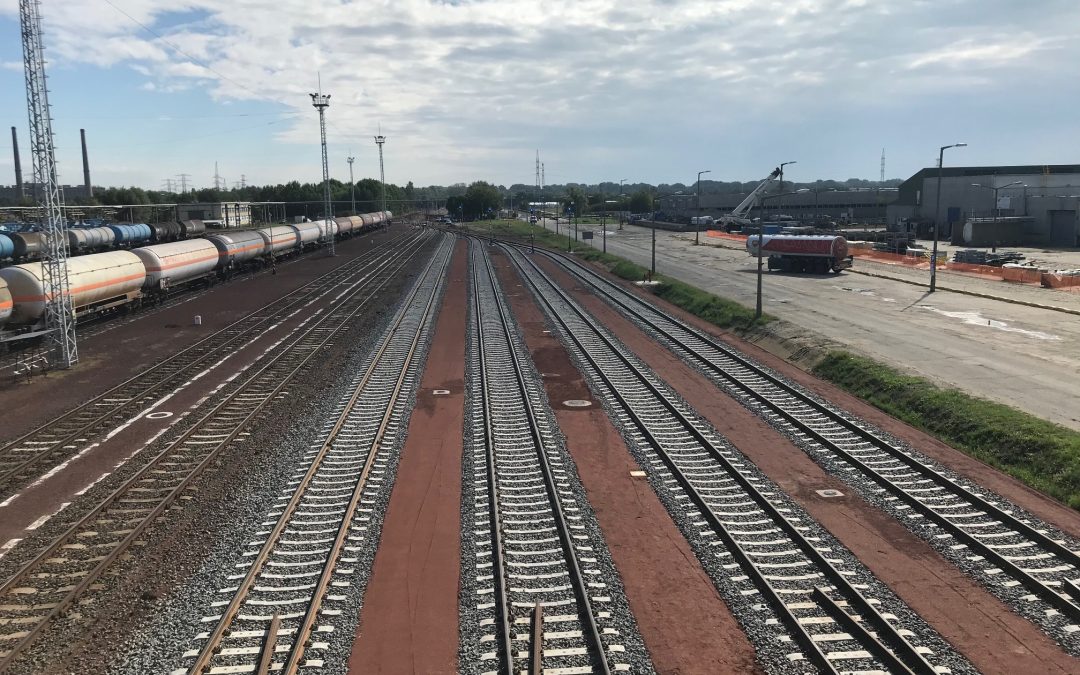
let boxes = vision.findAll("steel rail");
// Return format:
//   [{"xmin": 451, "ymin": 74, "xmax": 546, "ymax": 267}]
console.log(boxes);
[
  {"xmin": 0, "ymin": 231, "xmax": 419, "ymax": 497},
  {"xmin": 189, "ymin": 237, "xmax": 451, "ymax": 674},
  {"xmin": 0, "ymin": 232, "xmax": 435, "ymax": 671},
  {"xmin": 474, "ymin": 244, "xmax": 612, "ymax": 675},
  {"xmin": 504, "ymin": 244, "xmax": 937, "ymax": 675},
  {"xmin": 529, "ymin": 244, "xmax": 1080, "ymax": 624}
]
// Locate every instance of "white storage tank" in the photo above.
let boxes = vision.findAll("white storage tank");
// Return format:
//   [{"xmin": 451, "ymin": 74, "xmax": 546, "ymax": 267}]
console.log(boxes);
[
  {"xmin": 0, "ymin": 251, "xmax": 145, "ymax": 324},
  {"xmin": 206, "ymin": 230, "xmax": 267, "ymax": 267},
  {"xmin": 257, "ymin": 226, "xmax": 301, "ymax": 254},
  {"xmin": 133, "ymin": 240, "xmax": 220, "ymax": 290}
]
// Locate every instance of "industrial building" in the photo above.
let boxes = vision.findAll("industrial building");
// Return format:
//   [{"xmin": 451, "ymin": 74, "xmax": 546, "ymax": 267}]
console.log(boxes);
[
  {"xmin": 657, "ymin": 188, "xmax": 899, "ymax": 224},
  {"xmin": 886, "ymin": 164, "xmax": 1080, "ymax": 248},
  {"xmin": 176, "ymin": 202, "xmax": 253, "ymax": 228}
]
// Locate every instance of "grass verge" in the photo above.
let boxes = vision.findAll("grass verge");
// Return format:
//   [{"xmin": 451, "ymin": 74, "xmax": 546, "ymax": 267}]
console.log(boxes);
[{"xmin": 813, "ymin": 351, "xmax": 1080, "ymax": 510}]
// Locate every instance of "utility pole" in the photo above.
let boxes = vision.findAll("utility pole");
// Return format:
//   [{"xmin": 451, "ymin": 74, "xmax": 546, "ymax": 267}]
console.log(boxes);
[
  {"xmin": 778, "ymin": 161, "xmax": 796, "ymax": 219},
  {"xmin": 20, "ymin": 0, "xmax": 77, "ymax": 367},
  {"xmin": 177, "ymin": 173, "xmax": 191, "ymax": 193},
  {"xmin": 310, "ymin": 79, "xmax": 334, "ymax": 255},
  {"xmin": 374, "ymin": 131, "xmax": 386, "ymax": 214},
  {"xmin": 347, "ymin": 154, "xmax": 356, "ymax": 215},
  {"xmin": 213, "ymin": 161, "xmax": 223, "ymax": 190}
]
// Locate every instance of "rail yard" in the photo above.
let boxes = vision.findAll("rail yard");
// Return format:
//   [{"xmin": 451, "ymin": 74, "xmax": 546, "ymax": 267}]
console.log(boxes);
[{"xmin": 0, "ymin": 218, "xmax": 1073, "ymax": 675}]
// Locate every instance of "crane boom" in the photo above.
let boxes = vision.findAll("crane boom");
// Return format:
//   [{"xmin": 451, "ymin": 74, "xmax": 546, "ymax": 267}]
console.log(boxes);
[{"xmin": 719, "ymin": 167, "xmax": 781, "ymax": 230}]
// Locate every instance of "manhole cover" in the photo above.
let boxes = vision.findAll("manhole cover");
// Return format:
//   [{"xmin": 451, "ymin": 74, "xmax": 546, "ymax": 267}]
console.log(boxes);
[
  {"xmin": 563, "ymin": 399, "xmax": 592, "ymax": 408},
  {"xmin": 433, "ymin": 389, "xmax": 450, "ymax": 395},
  {"xmin": 815, "ymin": 489, "xmax": 844, "ymax": 498},
  {"xmin": 146, "ymin": 411, "xmax": 173, "ymax": 420}
]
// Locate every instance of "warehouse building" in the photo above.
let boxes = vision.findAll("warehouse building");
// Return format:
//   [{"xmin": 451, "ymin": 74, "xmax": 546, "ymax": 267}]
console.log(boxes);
[
  {"xmin": 657, "ymin": 188, "xmax": 899, "ymax": 224},
  {"xmin": 886, "ymin": 164, "xmax": 1080, "ymax": 247}
]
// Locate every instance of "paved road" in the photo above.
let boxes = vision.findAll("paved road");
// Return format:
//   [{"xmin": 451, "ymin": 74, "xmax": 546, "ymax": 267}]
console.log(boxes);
[{"xmin": 538, "ymin": 219, "xmax": 1080, "ymax": 431}]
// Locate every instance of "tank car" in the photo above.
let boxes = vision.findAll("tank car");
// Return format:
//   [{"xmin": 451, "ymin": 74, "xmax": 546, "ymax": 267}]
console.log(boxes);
[
  {"xmin": 292, "ymin": 222, "xmax": 322, "ymax": 247},
  {"xmin": 132, "ymin": 240, "xmax": 220, "ymax": 292},
  {"xmin": 67, "ymin": 226, "xmax": 116, "ymax": 253},
  {"xmin": 180, "ymin": 219, "xmax": 206, "ymax": 238},
  {"xmin": 0, "ymin": 234, "xmax": 13, "ymax": 260},
  {"xmin": 0, "ymin": 277, "xmax": 12, "ymax": 328},
  {"xmin": 206, "ymin": 230, "xmax": 267, "ymax": 269},
  {"xmin": 11, "ymin": 232, "xmax": 45, "ymax": 260},
  {"xmin": 256, "ymin": 226, "xmax": 301, "ymax": 255},
  {"xmin": 0, "ymin": 250, "xmax": 145, "ymax": 324},
  {"xmin": 108, "ymin": 223, "xmax": 154, "ymax": 246}
]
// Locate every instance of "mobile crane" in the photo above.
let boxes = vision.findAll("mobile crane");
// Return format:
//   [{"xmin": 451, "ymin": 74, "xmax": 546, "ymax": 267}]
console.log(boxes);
[{"xmin": 717, "ymin": 167, "xmax": 781, "ymax": 231}]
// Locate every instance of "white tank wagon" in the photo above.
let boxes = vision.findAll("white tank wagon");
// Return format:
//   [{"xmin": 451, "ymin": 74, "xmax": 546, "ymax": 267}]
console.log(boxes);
[
  {"xmin": 257, "ymin": 226, "xmax": 302, "ymax": 255},
  {"xmin": 132, "ymin": 240, "xmax": 220, "ymax": 291},
  {"xmin": 316, "ymin": 219, "xmax": 338, "ymax": 240},
  {"xmin": 0, "ymin": 278, "xmax": 12, "ymax": 327},
  {"xmin": 206, "ymin": 230, "xmax": 267, "ymax": 268},
  {"xmin": 292, "ymin": 222, "xmax": 322, "ymax": 247},
  {"xmin": 0, "ymin": 251, "xmax": 146, "ymax": 324}
]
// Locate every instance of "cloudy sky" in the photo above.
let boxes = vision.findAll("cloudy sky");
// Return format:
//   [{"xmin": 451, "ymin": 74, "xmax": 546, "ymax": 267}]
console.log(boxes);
[{"xmin": 1, "ymin": 0, "xmax": 1079, "ymax": 190}]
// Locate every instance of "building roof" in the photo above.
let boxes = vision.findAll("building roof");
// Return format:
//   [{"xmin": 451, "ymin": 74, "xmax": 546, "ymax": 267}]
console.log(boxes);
[{"xmin": 896, "ymin": 164, "xmax": 1080, "ymax": 205}]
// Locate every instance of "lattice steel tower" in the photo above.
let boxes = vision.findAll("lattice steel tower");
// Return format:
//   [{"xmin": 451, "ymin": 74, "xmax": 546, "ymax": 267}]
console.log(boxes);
[
  {"xmin": 374, "ymin": 131, "xmax": 386, "ymax": 215},
  {"xmin": 20, "ymin": 0, "xmax": 77, "ymax": 368},
  {"xmin": 310, "ymin": 86, "xmax": 334, "ymax": 256}
]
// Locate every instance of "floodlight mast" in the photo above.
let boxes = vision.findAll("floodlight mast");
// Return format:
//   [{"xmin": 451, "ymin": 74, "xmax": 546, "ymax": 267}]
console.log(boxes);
[
  {"xmin": 21, "ymin": 0, "xmax": 77, "ymax": 368},
  {"xmin": 310, "ymin": 86, "xmax": 334, "ymax": 256}
]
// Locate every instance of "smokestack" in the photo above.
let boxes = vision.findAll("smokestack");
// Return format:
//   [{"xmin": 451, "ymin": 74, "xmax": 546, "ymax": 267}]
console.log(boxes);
[
  {"xmin": 11, "ymin": 127, "xmax": 24, "ymax": 199},
  {"xmin": 80, "ymin": 128, "xmax": 92, "ymax": 198}
]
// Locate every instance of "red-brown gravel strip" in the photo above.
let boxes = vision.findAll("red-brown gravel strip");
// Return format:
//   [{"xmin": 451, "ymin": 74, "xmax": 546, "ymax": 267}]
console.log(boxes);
[{"xmin": 347, "ymin": 238, "xmax": 467, "ymax": 674}]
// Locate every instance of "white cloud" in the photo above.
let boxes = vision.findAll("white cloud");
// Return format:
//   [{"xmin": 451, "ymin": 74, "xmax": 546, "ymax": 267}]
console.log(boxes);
[{"xmin": 3, "ymin": 0, "xmax": 1079, "ymax": 186}]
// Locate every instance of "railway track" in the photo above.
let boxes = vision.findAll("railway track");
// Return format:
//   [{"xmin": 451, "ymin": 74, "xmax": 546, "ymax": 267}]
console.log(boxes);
[
  {"xmin": 465, "ymin": 242, "xmax": 643, "ymax": 674},
  {"xmin": 176, "ymin": 234, "xmax": 454, "ymax": 675},
  {"xmin": 0, "ymin": 228, "xmax": 423, "ymax": 501},
  {"xmin": 502, "ymin": 243, "xmax": 966, "ymax": 674},
  {"xmin": 529, "ymin": 245, "xmax": 1080, "ymax": 642},
  {"xmin": 0, "ymin": 231, "xmax": 442, "ymax": 671}
]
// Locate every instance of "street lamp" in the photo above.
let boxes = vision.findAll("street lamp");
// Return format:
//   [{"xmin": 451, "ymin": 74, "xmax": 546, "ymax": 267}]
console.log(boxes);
[
  {"xmin": 930, "ymin": 143, "xmax": 967, "ymax": 292},
  {"xmin": 777, "ymin": 161, "xmax": 796, "ymax": 219},
  {"xmin": 972, "ymin": 181, "xmax": 1023, "ymax": 221},
  {"xmin": 696, "ymin": 169, "xmax": 711, "ymax": 245},
  {"xmin": 619, "ymin": 178, "xmax": 627, "ymax": 229}
]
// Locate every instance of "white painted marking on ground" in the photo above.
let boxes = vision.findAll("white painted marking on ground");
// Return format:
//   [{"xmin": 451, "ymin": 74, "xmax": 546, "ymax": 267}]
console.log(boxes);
[
  {"xmin": 0, "ymin": 538, "xmax": 22, "ymax": 560},
  {"xmin": 25, "ymin": 501, "xmax": 70, "ymax": 530}
]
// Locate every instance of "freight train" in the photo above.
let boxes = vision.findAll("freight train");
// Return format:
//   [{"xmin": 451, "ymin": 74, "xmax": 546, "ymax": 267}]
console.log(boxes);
[
  {"xmin": 746, "ymin": 234, "xmax": 852, "ymax": 273},
  {"xmin": 0, "ymin": 212, "xmax": 392, "ymax": 345}
]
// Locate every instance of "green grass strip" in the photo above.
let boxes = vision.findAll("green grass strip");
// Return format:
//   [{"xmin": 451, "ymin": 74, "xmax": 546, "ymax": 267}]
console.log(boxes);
[{"xmin": 813, "ymin": 351, "xmax": 1080, "ymax": 510}]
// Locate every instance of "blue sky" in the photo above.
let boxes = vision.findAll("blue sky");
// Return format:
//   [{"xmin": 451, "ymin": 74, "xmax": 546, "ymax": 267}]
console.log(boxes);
[{"xmin": 2, "ymin": 0, "xmax": 1079, "ymax": 190}]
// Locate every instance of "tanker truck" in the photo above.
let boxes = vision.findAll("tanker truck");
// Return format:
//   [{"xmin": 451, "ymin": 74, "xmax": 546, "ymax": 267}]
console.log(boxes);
[{"xmin": 746, "ymin": 234, "xmax": 852, "ymax": 273}]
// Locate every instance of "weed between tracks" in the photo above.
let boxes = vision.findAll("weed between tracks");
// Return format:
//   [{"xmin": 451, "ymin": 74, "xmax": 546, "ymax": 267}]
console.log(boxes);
[{"xmin": 813, "ymin": 351, "xmax": 1080, "ymax": 510}]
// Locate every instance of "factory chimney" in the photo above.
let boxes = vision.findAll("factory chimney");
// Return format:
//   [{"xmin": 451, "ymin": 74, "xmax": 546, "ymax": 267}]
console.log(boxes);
[
  {"xmin": 11, "ymin": 127, "xmax": 25, "ymax": 199},
  {"xmin": 80, "ymin": 128, "xmax": 93, "ymax": 198}
]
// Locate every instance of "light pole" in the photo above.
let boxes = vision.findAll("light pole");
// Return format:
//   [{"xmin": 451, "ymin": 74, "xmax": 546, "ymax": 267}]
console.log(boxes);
[
  {"xmin": 696, "ymin": 169, "xmax": 711, "ymax": 245},
  {"xmin": 930, "ymin": 143, "xmax": 966, "ymax": 292},
  {"xmin": 310, "ymin": 87, "xmax": 334, "ymax": 256},
  {"xmin": 778, "ymin": 161, "xmax": 796, "ymax": 219},
  {"xmin": 652, "ymin": 191, "xmax": 682, "ymax": 276},
  {"xmin": 374, "ymin": 134, "xmax": 387, "ymax": 215},
  {"xmin": 346, "ymin": 154, "xmax": 356, "ymax": 215},
  {"xmin": 619, "ymin": 178, "xmax": 627, "ymax": 229},
  {"xmin": 972, "ymin": 180, "xmax": 1023, "ymax": 222}
]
